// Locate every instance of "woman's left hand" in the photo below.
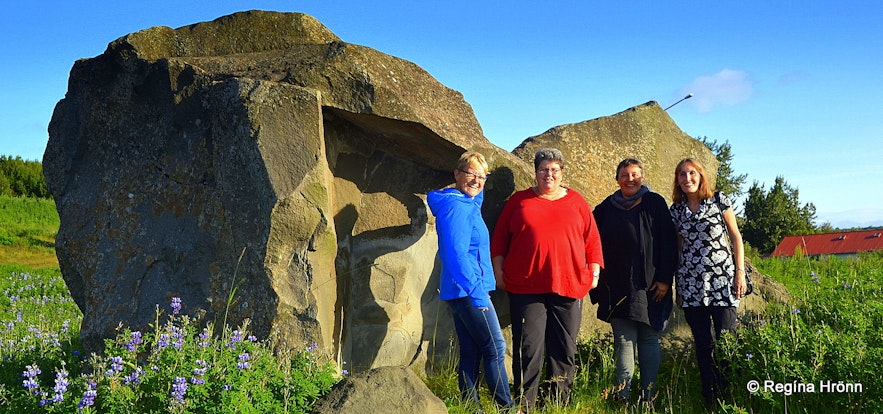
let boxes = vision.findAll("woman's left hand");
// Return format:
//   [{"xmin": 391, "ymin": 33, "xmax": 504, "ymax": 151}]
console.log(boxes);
[
  {"xmin": 734, "ymin": 270, "xmax": 748, "ymax": 298},
  {"xmin": 649, "ymin": 281, "xmax": 670, "ymax": 302}
]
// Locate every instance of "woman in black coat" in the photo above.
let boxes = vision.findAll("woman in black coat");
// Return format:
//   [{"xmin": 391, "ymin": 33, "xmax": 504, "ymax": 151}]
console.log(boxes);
[{"xmin": 590, "ymin": 158, "xmax": 677, "ymax": 404}]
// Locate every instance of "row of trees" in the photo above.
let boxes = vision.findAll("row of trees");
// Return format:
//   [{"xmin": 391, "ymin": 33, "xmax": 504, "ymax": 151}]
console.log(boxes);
[
  {"xmin": 0, "ymin": 155, "xmax": 49, "ymax": 198},
  {"xmin": 699, "ymin": 137, "xmax": 829, "ymax": 255}
]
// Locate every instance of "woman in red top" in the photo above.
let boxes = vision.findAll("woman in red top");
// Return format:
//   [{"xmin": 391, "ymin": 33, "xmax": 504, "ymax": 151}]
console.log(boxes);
[{"xmin": 491, "ymin": 147, "xmax": 604, "ymax": 411}]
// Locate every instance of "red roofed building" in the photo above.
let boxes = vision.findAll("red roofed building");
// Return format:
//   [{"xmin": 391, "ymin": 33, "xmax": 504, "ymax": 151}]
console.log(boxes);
[{"xmin": 771, "ymin": 230, "xmax": 883, "ymax": 257}]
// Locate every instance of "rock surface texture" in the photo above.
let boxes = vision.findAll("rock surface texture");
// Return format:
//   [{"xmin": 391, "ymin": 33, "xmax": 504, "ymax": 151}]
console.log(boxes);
[
  {"xmin": 512, "ymin": 101, "xmax": 719, "ymax": 207},
  {"xmin": 44, "ymin": 10, "xmax": 718, "ymax": 373},
  {"xmin": 310, "ymin": 366, "xmax": 447, "ymax": 414}
]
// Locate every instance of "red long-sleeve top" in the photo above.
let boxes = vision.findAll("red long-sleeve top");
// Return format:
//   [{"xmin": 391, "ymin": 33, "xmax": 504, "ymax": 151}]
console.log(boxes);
[{"xmin": 491, "ymin": 188, "xmax": 604, "ymax": 299}]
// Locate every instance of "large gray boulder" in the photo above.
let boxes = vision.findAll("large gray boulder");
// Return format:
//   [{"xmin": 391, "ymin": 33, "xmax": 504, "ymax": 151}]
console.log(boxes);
[{"xmin": 45, "ymin": 10, "xmax": 533, "ymax": 372}]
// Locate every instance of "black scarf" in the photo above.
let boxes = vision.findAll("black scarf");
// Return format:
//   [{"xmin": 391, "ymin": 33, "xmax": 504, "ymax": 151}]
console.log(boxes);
[{"xmin": 610, "ymin": 185, "xmax": 650, "ymax": 210}]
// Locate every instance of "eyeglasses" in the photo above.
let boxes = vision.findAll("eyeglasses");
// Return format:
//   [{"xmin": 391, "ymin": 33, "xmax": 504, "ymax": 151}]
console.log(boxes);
[
  {"xmin": 458, "ymin": 169, "xmax": 489, "ymax": 182},
  {"xmin": 536, "ymin": 168, "xmax": 562, "ymax": 175}
]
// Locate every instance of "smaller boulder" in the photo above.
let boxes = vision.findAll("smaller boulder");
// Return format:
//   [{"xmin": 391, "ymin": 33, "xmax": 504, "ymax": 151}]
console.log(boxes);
[{"xmin": 311, "ymin": 366, "xmax": 447, "ymax": 414}]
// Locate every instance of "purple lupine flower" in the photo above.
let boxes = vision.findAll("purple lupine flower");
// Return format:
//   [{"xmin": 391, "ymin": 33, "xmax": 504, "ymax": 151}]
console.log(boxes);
[
  {"xmin": 105, "ymin": 356, "xmax": 124, "ymax": 376},
  {"xmin": 247, "ymin": 335, "xmax": 258, "ymax": 342},
  {"xmin": 48, "ymin": 333, "xmax": 62, "ymax": 348},
  {"xmin": 226, "ymin": 330, "xmax": 244, "ymax": 349},
  {"xmin": 157, "ymin": 333, "xmax": 171, "ymax": 349},
  {"xmin": 223, "ymin": 384, "xmax": 234, "ymax": 391},
  {"xmin": 198, "ymin": 328, "xmax": 212, "ymax": 348},
  {"xmin": 51, "ymin": 368, "xmax": 69, "ymax": 403},
  {"xmin": 791, "ymin": 307, "xmax": 801, "ymax": 314},
  {"xmin": 237, "ymin": 353, "xmax": 250, "ymax": 370},
  {"xmin": 843, "ymin": 284, "xmax": 853, "ymax": 290},
  {"xmin": 111, "ymin": 356, "xmax": 124, "ymax": 371},
  {"xmin": 167, "ymin": 326, "xmax": 185, "ymax": 349},
  {"xmin": 170, "ymin": 297, "xmax": 182, "ymax": 315},
  {"xmin": 126, "ymin": 331, "xmax": 143, "ymax": 352},
  {"xmin": 191, "ymin": 360, "xmax": 208, "ymax": 385},
  {"xmin": 21, "ymin": 364, "xmax": 41, "ymax": 395},
  {"xmin": 78, "ymin": 380, "xmax": 97, "ymax": 409},
  {"xmin": 170, "ymin": 376, "xmax": 188, "ymax": 405},
  {"xmin": 124, "ymin": 367, "xmax": 144, "ymax": 385},
  {"xmin": 192, "ymin": 360, "xmax": 208, "ymax": 375},
  {"xmin": 746, "ymin": 353, "xmax": 754, "ymax": 360},
  {"xmin": 307, "ymin": 343, "xmax": 319, "ymax": 352}
]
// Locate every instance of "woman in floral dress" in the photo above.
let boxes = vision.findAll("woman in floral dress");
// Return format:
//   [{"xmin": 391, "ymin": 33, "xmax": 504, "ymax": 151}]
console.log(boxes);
[{"xmin": 669, "ymin": 158, "xmax": 748, "ymax": 407}]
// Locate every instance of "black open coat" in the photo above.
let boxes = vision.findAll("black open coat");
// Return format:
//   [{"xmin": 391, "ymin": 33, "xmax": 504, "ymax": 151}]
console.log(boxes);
[{"xmin": 589, "ymin": 191, "xmax": 677, "ymax": 331}]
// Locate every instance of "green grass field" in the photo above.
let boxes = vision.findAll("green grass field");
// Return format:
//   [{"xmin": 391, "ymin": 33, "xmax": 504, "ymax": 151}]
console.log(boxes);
[{"xmin": 0, "ymin": 196, "xmax": 58, "ymax": 269}]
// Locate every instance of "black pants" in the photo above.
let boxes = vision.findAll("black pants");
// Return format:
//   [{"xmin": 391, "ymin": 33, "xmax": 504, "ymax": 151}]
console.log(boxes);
[
  {"xmin": 509, "ymin": 293, "xmax": 582, "ymax": 411},
  {"xmin": 682, "ymin": 306, "xmax": 737, "ymax": 404}
]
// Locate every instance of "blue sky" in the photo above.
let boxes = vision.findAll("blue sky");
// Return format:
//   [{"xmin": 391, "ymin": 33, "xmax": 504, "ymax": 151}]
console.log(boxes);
[{"xmin": 2, "ymin": 1, "xmax": 881, "ymax": 228}]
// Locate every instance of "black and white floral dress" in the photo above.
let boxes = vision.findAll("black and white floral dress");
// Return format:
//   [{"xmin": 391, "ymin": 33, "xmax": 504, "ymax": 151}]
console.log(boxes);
[{"xmin": 670, "ymin": 191, "xmax": 739, "ymax": 308}]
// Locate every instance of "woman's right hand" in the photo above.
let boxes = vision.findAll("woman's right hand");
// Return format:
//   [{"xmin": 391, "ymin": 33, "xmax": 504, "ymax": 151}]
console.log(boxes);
[{"xmin": 495, "ymin": 272, "xmax": 506, "ymax": 290}]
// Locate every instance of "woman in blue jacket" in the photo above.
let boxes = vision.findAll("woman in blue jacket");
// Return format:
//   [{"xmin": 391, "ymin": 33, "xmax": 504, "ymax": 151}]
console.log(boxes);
[{"xmin": 428, "ymin": 151, "xmax": 514, "ymax": 410}]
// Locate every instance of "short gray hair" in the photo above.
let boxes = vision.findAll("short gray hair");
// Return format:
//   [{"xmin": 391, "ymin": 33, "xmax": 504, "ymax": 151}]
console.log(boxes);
[{"xmin": 534, "ymin": 147, "xmax": 565, "ymax": 170}]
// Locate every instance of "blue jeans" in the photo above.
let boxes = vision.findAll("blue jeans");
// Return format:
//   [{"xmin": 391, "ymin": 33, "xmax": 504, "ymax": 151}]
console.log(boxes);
[
  {"xmin": 447, "ymin": 297, "xmax": 514, "ymax": 408},
  {"xmin": 610, "ymin": 317, "xmax": 662, "ymax": 401}
]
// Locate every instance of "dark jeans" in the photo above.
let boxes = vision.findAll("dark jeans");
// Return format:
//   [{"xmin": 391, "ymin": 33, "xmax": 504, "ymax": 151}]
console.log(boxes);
[
  {"xmin": 682, "ymin": 306, "xmax": 737, "ymax": 404},
  {"xmin": 509, "ymin": 293, "xmax": 582, "ymax": 411},
  {"xmin": 447, "ymin": 297, "xmax": 514, "ymax": 408}
]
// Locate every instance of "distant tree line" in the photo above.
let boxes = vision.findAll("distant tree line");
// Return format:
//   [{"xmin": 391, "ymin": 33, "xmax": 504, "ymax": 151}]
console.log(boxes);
[{"xmin": 0, "ymin": 155, "xmax": 49, "ymax": 198}]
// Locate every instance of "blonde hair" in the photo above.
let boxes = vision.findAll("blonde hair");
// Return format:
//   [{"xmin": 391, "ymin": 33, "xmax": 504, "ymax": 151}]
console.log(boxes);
[
  {"xmin": 457, "ymin": 151, "xmax": 489, "ymax": 172},
  {"xmin": 672, "ymin": 158, "xmax": 714, "ymax": 203}
]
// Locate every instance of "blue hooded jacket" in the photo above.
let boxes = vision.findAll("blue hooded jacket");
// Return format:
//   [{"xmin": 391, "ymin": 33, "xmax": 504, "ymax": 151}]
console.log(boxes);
[{"xmin": 427, "ymin": 187, "xmax": 494, "ymax": 308}]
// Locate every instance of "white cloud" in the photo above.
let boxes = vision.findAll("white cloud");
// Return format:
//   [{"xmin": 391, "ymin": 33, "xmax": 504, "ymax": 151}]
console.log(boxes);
[{"xmin": 682, "ymin": 69, "xmax": 754, "ymax": 112}]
